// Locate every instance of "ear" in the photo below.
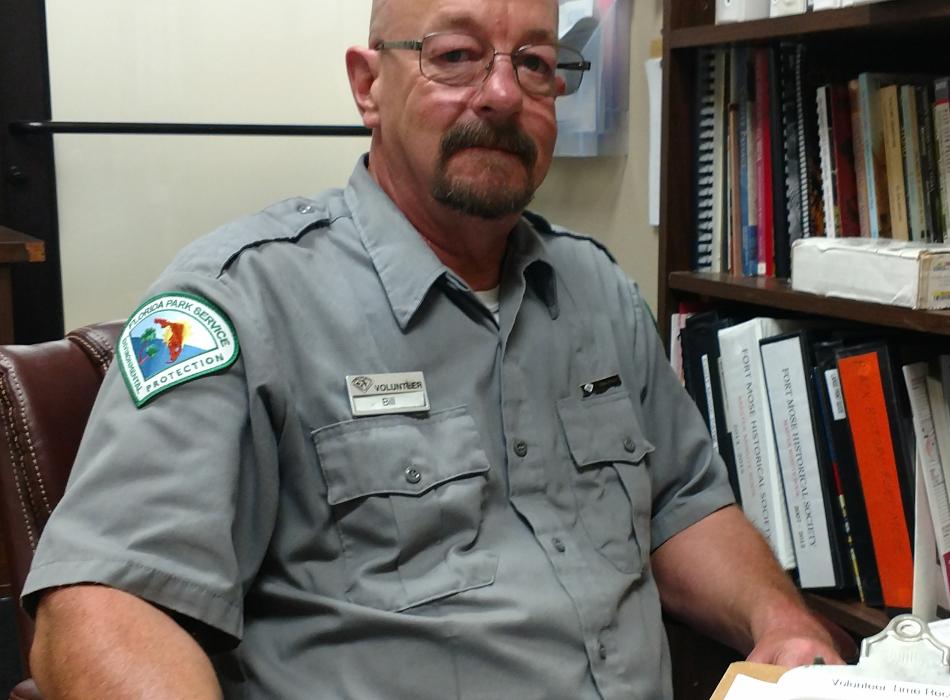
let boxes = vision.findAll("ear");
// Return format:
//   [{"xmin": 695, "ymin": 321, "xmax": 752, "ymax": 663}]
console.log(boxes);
[{"xmin": 346, "ymin": 46, "xmax": 381, "ymax": 129}]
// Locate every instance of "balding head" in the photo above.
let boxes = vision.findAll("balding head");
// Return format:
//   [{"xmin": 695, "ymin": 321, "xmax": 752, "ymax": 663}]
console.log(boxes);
[{"xmin": 368, "ymin": 0, "xmax": 390, "ymax": 44}]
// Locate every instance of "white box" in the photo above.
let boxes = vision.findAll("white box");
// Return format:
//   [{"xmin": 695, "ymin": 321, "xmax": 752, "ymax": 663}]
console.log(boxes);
[
  {"xmin": 770, "ymin": 0, "xmax": 807, "ymax": 17},
  {"xmin": 716, "ymin": 0, "xmax": 770, "ymax": 24},
  {"xmin": 791, "ymin": 237, "xmax": 950, "ymax": 310}
]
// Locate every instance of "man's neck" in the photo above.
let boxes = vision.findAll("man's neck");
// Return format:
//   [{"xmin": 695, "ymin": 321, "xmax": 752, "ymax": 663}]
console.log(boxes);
[{"xmin": 369, "ymin": 160, "xmax": 519, "ymax": 291}]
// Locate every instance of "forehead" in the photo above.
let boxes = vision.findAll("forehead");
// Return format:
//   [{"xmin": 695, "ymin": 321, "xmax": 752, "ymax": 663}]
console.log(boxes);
[{"xmin": 389, "ymin": 0, "xmax": 558, "ymax": 42}]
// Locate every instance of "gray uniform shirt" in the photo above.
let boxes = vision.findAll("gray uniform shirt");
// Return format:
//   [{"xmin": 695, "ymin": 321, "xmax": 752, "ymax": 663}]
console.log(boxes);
[{"xmin": 24, "ymin": 158, "xmax": 734, "ymax": 699}]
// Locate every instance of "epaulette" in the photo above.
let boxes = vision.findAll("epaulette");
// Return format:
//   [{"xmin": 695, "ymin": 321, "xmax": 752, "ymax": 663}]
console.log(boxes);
[
  {"xmin": 216, "ymin": 198, "xmax": 334, "ymax": 276},
  {"xmin": 522, "ymin": 210, "xmax": 617, "ymax": 264}
]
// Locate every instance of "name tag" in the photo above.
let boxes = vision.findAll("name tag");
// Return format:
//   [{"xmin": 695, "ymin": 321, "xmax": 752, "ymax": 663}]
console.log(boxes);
[
  {"xmin": 580, "ymin": 374, "xmax": 622, "ymax": 398},
  {"xmin": 346, "ymin": 372, "xmax": 430, "ymax": 417}
]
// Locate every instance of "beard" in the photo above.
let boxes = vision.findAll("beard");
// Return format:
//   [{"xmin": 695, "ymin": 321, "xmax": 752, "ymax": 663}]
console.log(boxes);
[{"xmin": 431, "ymin": 120, "xmax": 539, "ymax": 220}]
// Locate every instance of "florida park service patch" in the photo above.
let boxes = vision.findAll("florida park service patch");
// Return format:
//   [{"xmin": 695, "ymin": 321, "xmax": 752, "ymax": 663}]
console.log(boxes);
[{"xmin": 117, "ymin": 292, "xmax": 240, "ymax": 407}]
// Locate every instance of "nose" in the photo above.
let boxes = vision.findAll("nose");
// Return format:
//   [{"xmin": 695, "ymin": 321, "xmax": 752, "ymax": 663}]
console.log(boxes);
[{"xmin": 472, "ymin": 54, "xmax": 524, "ymax": 121}]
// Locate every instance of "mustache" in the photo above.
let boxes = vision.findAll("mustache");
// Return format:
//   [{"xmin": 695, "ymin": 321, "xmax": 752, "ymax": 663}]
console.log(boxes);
[{"xmin": 439, "ymin": 121, "xmax": 538, "ymax": 169}]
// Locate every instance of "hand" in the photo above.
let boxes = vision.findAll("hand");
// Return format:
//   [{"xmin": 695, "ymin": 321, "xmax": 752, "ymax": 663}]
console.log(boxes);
[{"xmin": 746, "ymin": 616, "xmax": 846, "ymax": 667}]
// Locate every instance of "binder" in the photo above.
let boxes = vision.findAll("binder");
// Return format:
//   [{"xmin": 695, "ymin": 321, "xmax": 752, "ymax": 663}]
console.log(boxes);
[{"xmin": 836, "ymin": 343, "xmax": 915, "ymax": 611}]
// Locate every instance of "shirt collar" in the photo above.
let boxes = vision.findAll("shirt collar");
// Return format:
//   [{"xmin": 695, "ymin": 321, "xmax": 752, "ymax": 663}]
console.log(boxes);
[{"xmin": 344, "ymin": 156, "xmax": 558, "ymax": 328}]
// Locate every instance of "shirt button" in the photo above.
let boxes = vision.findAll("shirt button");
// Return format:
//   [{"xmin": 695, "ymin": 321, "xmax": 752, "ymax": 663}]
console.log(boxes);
[
  {"xmin": 405, "ymin": 467, "xmax": 422, "ymax": 484},
  {"xmin": 552, "ymin": 537, "xmax": 566, "ymax": 553},
  {"xmin": 513, "ymin": 439, "xmax": 528, "ymax": 457},
  {"xmin": 296, "ymin": 203, "xmax": 314, "ymax": 214},
  {"xmin": 598, "ymin": 643, "xmax": 608, "ymax": 660},
  {"xmin": 623, "ymin": 437, "xmax": 637, "ymax": 453}
]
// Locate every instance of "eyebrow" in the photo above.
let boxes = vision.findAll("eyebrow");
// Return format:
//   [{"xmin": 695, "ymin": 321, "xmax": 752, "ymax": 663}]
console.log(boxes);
[{"xmin": 428, "ymin": 15, "xmax": 557, "ymax": 45}]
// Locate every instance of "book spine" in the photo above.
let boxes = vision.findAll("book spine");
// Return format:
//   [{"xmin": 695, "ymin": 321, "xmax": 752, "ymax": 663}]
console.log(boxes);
[
  {"xmin": 711, "ymin": 49, "xmax": 730, "ymax": 272},
  {"xmin": 830, "ymin": 83, "xmax": 861, "ymax": 236},
  {"xmin": 934, "ymin": 78, "xmax": 950, "ymax": 242},
  {"xmin": 858, "ymin": 74, "xmax": 891, "ymax": 238},
  {"xmin": 837, "ymin": 350, "xmax": 914, "ymax": 610},
  {"xmin": 817, "ymin": 86, "xmax": 838, "ymax": 237},
  {"xmin": 728, "ymin": 103, "xmax": 742, "ymax": 275},
  {"xmin": 719, "ymin": 321, "xmax": 797, "ymax": 568},
  {"xmin": 916, "ymin": 85, "xmax": 942, "ymax": 242},
  {"xmin": 900, "ymin": 86, "xmax": 927, "ymax": 241},
  {"xmin": 849, "ymin": 79, "xmax": 872, "ymax": 237},
  {"xmin": 816, "ymin": 357, "xmax": 883, "ymax": 605},
  {"xmin": 761, "ymin": 336, "xmax": 837, "ymax": 587},
  {"xmin": 811, "ymin": 365, "xmax": 861, "ymax": 596},
  {"xmin": 694, "ymin": 50, "xmax": 717, "ymax": 270},
  {"xmin": 903, "ymin": 362, "xmax": 950, "ymax": 602},
  {"xmin": 779, "ymin": 44, "xmax": 804, "ymax": 249},
  {"xmin": 755, "ymin": 48, "xmax": 775, "ymax": 275},
  {"xmin": 769, "ymin": 47, "xmax": 790, "ymax": 278},
  {"xmin": 880, "ymin": 84, "xmax": 909, "ymax": 240}
]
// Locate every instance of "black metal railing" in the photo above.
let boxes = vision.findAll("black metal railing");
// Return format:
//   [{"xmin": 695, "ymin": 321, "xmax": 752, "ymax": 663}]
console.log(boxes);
[{"xmin": 9, "ymin": 121, "xmax": 371, "ymax": 137}]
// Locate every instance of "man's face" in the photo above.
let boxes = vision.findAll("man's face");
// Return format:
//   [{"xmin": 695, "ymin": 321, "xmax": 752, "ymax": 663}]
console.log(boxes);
[{"xmin": 368, "ymin": 0, "xmax": 560, "ymax": 220}]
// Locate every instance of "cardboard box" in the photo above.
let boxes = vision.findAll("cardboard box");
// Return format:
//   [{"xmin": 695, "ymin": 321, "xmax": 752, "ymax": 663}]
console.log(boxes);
[
  {"xmin": 710, "ymin": 662, "xmax": 786, "ymax": 699},
  {"xmin": 791, "ymin": 238, "xmax": 950, "ymax": 310}
]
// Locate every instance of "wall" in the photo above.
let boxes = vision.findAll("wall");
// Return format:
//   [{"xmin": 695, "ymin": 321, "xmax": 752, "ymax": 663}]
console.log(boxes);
[{"xmin": 46, "ymin": 0, "xmax": 662, "ymax": 328}]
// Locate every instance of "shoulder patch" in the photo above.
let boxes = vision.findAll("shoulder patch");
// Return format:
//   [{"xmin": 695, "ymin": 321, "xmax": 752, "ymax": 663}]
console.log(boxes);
[{"xmin": 117, "ymin": 292, "xmax": 240, "ymax": 407}]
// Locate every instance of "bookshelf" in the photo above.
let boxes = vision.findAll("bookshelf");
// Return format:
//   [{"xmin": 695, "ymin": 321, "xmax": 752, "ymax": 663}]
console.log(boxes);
[{"xmin": 658, "ymin": 0, "xmax": 950, "ymax": 694}]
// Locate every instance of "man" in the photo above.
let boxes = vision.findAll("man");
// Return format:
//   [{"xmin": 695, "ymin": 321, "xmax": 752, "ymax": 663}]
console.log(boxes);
[{"xmin": 25, "ymin": 0, "xmax": 843, "ymax": 697}]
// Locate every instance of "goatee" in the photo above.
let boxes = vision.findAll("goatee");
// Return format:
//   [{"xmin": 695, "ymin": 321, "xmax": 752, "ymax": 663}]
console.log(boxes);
[{"xmin": 432, "ymin": 120, "xmax": 538, "ymax": 220}]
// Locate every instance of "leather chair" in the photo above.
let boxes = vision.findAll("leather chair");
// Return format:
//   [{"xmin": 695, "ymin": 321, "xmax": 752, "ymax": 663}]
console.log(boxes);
[{"xmin": 0, "ymin": 321, "xmax": 123, "ymax": 700}]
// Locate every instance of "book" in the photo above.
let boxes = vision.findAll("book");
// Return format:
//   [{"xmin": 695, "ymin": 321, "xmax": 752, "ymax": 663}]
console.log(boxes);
[
  {"xmin": 903, "ymin": 361, "xmax": 950, "ymax": 603},
  {"xmin": 856, "ymin": 73, "xmax": 895, "ymax": 238},
  {"xmin": 791, "ymin": 237, "xmax": 950, "ymax": 310},
  {"xmin": 849, "ymin": 79, "xmax": 872, "ymax": 237},
  {"xmin": 768, "ymin": 47, "xmax": 790, "ymax": 278},
  {"xmin": 681, "ymin": 312, "xmax": 742, "ymax": 503},
  {"xmin": 817, "ymin": 85, "xmax": 839, "ymax": 237},
  {"xmin": 760, "ymin": 332, "xmax": 847, "ymax": 588},
  {"xmin": 778, "ymin": 44, "xmax": 804, "ymax": 253},
  {"xmin": 734, "ymin": 47, "xmax": 758, "ymax": 276},
  {"xmin": 836, "ymin": 343, "xmax": 915, "ymax": 611},
  {"xmin": 916, "ymin": 84, "xmax": 944, "ymax": 243},
  {"xmin": 880, "ymin": 84, "xmax": 910, "ymax": 240},
  {"xmin": 754, "ymin": 48, "xmax": 775, "ymax": 276},
  {"xmin": 829, "ymin": 83, "xmax": 860, "ymax": 236},
  {"xmin": 711, "ymin": 49, "xmax": 730, "ymax": 272},
  {"xmin": 718, "ymin": 318, "xmax": 800, "ymax": 568},
  {"xmin": 693, "ymin": 49, "xmax": 717, "ymax": 271},
  {"xmin": 900, "ymin": 85, "xmax": 927, "ymax": 242},
  {"xmin": 813, "ymin": 340, "xmax": 881, "ymax": 605},
  {"xmin": 934, "ymin": 78, "xmax": 950, "ymax": 242}
]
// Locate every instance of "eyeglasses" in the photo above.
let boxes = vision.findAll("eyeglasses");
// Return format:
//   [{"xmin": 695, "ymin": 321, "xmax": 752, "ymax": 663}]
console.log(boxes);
[{"xmin": 375, "ymin": 32, "xmax": 590, "ymax": 98}]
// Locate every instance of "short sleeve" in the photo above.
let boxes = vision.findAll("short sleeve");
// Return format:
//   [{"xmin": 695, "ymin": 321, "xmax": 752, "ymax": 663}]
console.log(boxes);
[
  {"xmin": 620, "ymin": 276, "xmax": 735, "ymax": 550},
  {"xmin": 21, "ymin": 272, "xmax": 282, "ymax": 647}
]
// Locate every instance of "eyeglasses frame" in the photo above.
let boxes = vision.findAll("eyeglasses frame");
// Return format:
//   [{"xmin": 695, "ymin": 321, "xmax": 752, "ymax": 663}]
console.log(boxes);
[{"xmin": 374, "ymin": 32, "xmax": 591, "ymax": 97}]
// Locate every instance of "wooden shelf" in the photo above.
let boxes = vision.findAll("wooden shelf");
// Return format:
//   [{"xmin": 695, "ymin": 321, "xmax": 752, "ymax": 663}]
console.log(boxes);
[
  {"xmin": 803, "ymin": 593, "xmax": 890, "ymax": 640},
  {"xmin": 0, "ymin": 226, "xmax": 44, "ymax": 265},
  {"xmin": 667, "ymin": 0, "xmax": 950, "ymax": 48},
  {"xmin": 668, "ymin": 271, "xmax": 950, "ymax": 336}
]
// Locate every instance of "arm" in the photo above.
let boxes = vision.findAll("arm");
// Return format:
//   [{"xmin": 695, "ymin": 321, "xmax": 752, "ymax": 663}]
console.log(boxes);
[
  {"xmin": 651, "ymin": 505, "xmax": 845, "ymax": 667},
  {"xmin": 31, "ymin": 584, "xmax": 223, "ymax": 700}
]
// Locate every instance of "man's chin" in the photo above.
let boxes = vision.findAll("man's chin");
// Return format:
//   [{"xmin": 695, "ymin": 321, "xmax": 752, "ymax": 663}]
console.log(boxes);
[{"xmin": 432, "ymin": 181, "xmax": 535, "ymax": 220}]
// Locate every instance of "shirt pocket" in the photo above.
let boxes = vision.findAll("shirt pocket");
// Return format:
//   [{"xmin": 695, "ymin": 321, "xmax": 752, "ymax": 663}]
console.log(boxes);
[
  {"xmin": 556, "ymin": 390, "xmax": 655, "ymax": 576},
  {"xmin": 313, "ymin": 405, "xmax": 498, "ymax": 612}
]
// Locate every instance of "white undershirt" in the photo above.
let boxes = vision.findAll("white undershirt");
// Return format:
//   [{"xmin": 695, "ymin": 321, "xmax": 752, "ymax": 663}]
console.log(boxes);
[{"xmin": 472, "ymin": 286, "xmax": 500, "ymax": 325}]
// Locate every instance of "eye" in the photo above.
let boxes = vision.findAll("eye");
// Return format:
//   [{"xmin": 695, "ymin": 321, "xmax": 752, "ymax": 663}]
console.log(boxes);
[
  {"xmin": 438, "ymin": 48, "xmax": 477, "ymax": 64},
  {"xmin": 516, "ymin": 48, "xmax": 556, "ymax": 77}
]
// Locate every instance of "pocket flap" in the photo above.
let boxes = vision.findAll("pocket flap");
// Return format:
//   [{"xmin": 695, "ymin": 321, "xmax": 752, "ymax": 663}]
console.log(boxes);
[
  {"xmin": 314, "ymin": 406, "xmax": 490, "ymax": 505},
  {"xmin": 556, "ymin": 391, "xmax": 655, "ymax": 467}
]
